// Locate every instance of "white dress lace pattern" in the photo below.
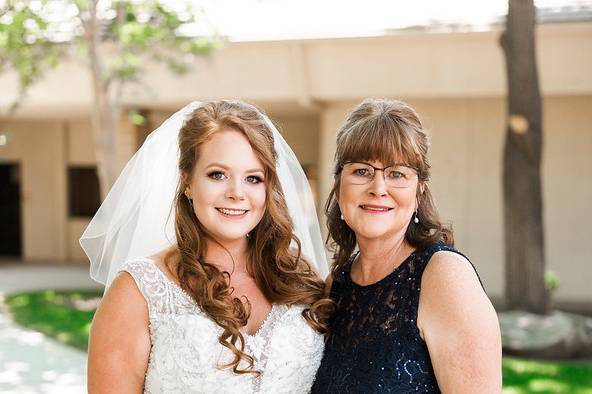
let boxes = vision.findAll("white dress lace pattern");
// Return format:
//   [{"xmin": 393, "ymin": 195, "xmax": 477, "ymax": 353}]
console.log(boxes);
[{"xmin": 118, "ymin": 258, "xmax": 324, "ymax": 394}]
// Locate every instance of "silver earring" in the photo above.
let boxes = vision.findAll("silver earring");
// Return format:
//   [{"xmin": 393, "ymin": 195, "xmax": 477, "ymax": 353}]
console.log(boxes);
[
  {"xmin": 413, "ymin": 210, "xmax": 419, "ymax": 224},
  {"xmin": 186, "ymin": 195, "xmax": 193, "ymax": 209},
  {"xmin": 340, "ymin": 214, "xmax": 344, "ymax": 220}
]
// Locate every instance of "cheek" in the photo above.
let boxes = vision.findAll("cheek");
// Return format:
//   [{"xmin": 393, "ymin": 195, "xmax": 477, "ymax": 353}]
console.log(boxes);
[
  {"xmin": 338, "ymin": 184, "xmax": 361, "ymax": 212},
  {"xmin": 251, "ymin": 185, "xmax": 267, "ymax": 211},
  {"xmin": 191, "ymin": 179, "xmax": 223, "ymax": 209},
  {"xmin": 391, "ymin": 189, "xmax": 417, "ymax": 209}
]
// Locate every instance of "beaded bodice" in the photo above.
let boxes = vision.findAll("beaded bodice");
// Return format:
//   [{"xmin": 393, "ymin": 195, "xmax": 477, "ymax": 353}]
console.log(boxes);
[
  {"xmin": 312, "ymin": 244, "xmax": 470, "ymax": 394},
  {"xmin": 119, "ymin": 258, "xmax": 324, "ymax": 394}
]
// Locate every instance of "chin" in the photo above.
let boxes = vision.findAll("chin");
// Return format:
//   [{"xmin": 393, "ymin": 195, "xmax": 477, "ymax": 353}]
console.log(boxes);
[{"xmin": 352, "ymin": 227, "xmax": 392, "ymax": 240}]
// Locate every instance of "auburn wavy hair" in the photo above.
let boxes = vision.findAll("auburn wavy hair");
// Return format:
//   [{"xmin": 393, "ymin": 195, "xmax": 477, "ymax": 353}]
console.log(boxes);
[
  {"xmin": 325, "ymin": 98, "xmax": 454, "ymax": 275},
  {"xmin": 165, "ymin": 99, "xmax": 332, "ymax": 375}
]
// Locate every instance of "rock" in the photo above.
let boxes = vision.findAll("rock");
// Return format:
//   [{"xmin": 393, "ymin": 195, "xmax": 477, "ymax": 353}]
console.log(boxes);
[{"xmin": 498, "ymin": 310, "xmax": 592, "ymax": 359}]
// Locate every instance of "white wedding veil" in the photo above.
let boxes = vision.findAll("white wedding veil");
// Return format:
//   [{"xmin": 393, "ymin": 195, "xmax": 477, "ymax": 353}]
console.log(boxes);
[{"xmin": 80, "ymin": 100, "xmax": 328, "ymax": 288}]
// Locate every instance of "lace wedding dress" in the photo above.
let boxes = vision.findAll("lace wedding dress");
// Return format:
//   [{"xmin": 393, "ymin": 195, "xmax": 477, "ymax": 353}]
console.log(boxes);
[{"xmin": 118, "ymin": 258, "xmax": 324, "ymax": 394}]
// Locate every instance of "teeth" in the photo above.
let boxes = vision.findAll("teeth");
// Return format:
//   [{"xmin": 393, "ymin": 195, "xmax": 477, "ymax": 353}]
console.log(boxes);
[
  {"xmin": 218, "ymin": 208, "xmax": 247, "ymax": 216},
  {"xmin": 362, "ymin": 206, "xmax": 389, "ymax": 211}
]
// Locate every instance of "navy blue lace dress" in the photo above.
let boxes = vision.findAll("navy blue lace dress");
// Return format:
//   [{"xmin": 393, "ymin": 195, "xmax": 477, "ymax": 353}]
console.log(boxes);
[{"xmin": 311, "ymin": 243, "xmax": 481, "ymax": 394}]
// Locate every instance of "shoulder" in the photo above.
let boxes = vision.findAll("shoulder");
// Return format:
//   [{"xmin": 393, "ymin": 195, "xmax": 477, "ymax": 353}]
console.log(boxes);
[
  {"xmin": 418, "ymin": 248, "xmax": 497, "ymax": 339},
  {"xmin": 98, "ymin": 268, "xmax": 150, "ymax": 319},
  {"xmin": 419, "ymin": 249, "xmax": 486, "ymax": 315},
  {"xmin": 422, "ymin": 249, "xmax": 480, "ymax": 290}
]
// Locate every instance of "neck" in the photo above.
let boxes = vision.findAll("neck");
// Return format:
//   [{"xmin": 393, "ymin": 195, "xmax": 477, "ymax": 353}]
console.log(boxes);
[
  {"xmin": 204, "ymin": 237, "xmax": 249, "ymax": 273},
  {"xmin": 354, "ymin": 228, "xmax": 413, "ymax": 284}
]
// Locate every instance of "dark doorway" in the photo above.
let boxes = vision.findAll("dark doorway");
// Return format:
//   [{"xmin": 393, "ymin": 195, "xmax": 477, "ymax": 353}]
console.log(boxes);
[{"xmin": 0, "ymin": 163, "xmax": 22, "ymax": 257}]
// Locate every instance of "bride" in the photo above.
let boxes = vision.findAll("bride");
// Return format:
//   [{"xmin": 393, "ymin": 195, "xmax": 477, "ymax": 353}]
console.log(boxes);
[{"xmin": 83, "ymin": 100, "xmax": 331, "ymax": 393}]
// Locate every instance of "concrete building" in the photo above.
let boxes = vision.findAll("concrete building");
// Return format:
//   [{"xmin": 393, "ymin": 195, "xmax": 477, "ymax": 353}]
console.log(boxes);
[{"xmin": 0, "ymin": 18, "xmax": 590, "ymax": 309}]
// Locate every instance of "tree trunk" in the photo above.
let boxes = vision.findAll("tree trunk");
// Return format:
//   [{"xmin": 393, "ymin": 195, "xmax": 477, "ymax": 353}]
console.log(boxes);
[
  {"xmin": 83, "ymin": 1, "xmax": 120, "ymax": 200},
  {"xmin": 500, "ymin": 0, "xmax": 548, "ymax": 313}
]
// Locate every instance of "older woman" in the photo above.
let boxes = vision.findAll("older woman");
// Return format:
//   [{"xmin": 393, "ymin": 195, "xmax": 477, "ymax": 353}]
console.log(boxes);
[{"xmin": 311, "ymin": 99, "xmax": 501, "ymax": 393}]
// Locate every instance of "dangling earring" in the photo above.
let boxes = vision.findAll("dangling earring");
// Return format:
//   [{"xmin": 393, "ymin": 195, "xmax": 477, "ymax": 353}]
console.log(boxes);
[
  {"xmin": 186, "ymin": 195, "xmax": 193, "ymax": 209},
  {"xmin": 413, "ymin": 210, "xmax": 419, "ymax": 224}
]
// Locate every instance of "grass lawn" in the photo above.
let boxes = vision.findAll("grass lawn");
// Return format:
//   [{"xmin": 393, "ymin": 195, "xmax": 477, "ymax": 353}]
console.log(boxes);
[
  {"xmin": 3, "ymin": 289, "xmax": 592, "ymax": 392},
  {"xmin": 503, "ymin": 357, "xmax": 592, "ymax": 394},
  {"xmin": 3, "ymin": 288, "xmax": 102, "ymax": 351}
]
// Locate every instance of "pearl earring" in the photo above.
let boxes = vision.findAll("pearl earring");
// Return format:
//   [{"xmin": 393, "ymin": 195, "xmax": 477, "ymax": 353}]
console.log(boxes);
[
  {"xmin": 340, "ymin": 214, "xmax": 344, "ymax": 220},
  {"xmin": 413, "ymin": 210, "xmax": 419, "ymax": 224}
]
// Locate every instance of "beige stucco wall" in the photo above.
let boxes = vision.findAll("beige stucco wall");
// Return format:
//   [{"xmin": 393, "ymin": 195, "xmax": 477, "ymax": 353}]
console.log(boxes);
[
  {"xmin": 0, "ymin": 22, "xmax": 590, "ymax": 304},
  {"xmin": 315, "ymin": 95, "xmax": 592, "ymax": 303},
  {"xmin": 2, "ymin": 23, "xmax": 591, "ymax": 118},
  {"xmin": 0, "ymin": 119, "xmax": 68, "ymax": 260}
]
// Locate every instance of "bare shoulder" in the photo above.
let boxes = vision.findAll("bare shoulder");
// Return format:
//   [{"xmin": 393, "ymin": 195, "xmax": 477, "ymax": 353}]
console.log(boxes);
[
  {"xmin": 419, "ymin": 250, "xmax": 490, "ymax": 322},
  {"xmin": 421, "ymin": 250, "xmax": 482, "ymax": 295},
  {"xmin": 92, "ymin": 272, "xmax": 148, "ymax": 331}
]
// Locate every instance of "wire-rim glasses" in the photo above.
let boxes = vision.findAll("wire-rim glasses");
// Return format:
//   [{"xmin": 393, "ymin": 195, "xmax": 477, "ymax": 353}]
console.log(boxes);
[{"xmin": 340, "ymin": 161, "xmax": 419, "ymax": 188}]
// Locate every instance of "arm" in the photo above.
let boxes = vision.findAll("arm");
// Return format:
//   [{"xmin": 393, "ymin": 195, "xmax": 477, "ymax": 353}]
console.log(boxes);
[
  {"xmin": 88, "ymin": 272, "xmax": 151, "ymax": 394},
  {"xmin": 417, "ymin": 251, "xmax": 502, "ymax": 393}
]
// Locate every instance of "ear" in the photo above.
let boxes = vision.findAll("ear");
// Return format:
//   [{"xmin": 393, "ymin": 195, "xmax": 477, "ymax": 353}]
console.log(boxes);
[{"xmin": 181, "ymin": 171, "xmax": 192, "ymax": 197}]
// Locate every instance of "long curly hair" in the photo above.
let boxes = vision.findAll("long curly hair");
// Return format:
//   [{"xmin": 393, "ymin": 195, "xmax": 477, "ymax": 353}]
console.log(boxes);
[
  {"xmin": 166, "ymin": 99, "xmax": 332, "ymax": 375},
  {"xmin": 325, "ymin": 98, "xmax": 454, "ymax": 275}
]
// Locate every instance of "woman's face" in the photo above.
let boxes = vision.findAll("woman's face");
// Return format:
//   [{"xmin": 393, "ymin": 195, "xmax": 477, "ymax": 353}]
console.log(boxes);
[
  {"xmin": 186, "ymin": 128, "xmax": 267, "ymax": 244},
  {"xmin": 338, "ymin": 159, "xmax": 419, "ymax": 243}
]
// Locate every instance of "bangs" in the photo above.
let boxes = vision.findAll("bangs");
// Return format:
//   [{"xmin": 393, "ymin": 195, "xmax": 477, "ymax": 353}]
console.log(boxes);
[{"xmin": 337, "ymin": 115, "xmax": 423, "ymax": 171}]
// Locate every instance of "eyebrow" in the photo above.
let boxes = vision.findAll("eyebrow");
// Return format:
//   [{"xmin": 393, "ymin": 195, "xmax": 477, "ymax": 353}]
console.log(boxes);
[{"xmin": 204, "ymin": 163, "xmax": 265, "ymax": 173}]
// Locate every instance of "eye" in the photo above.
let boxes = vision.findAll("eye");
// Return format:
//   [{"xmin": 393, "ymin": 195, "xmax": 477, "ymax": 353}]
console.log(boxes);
[
  {"xmin": 246, "ymin": 175, "xmax": 264, "ymax": 184},
  {"xmin": 353, "ymin": 168, "xmax": 369, "ymax": 176},
  {"xmin": 350, "ymin": 166, "xmax": 373, "ymax": 177},
  {"xmin": 207, "ymin": 171, "xmax": 227, "ymax": 180},
  {"xmin": 386, "ymin": 170, "xmax": 405, "ymax": 179}
]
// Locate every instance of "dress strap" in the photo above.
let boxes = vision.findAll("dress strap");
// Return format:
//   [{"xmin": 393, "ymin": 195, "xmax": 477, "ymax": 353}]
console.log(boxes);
[{"xmin": 117, "ymin": 258, "xmax": 167, "ymax": 313}]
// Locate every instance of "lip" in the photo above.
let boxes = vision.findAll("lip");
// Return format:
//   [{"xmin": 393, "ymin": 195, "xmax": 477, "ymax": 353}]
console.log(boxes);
[
  {"xmin": 216, "ymin": 207, "xmax": 249, "ymax": 218},
  {"xmin": 359, "ymin": 204, "xmax": 393, "ymax": 214}
]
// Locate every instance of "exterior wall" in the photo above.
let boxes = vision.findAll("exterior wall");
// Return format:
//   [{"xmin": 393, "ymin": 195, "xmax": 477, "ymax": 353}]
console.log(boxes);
[
  {"xmin": 315, "ymin": 96, "xmax": 592, "ymax": 303},
  {"xmin": 0, "ymin": 116, "xmax": 138, "ymax": 262},
  {"xmin": 0, "ymin": 22, "xmax": 590, "ymax": 304},
  {"xmin": 2, "ymin": 23, "xmax": 591, "ymax": 117},
  {"xmin": 0, "ymin": 119, "xmax": 68, "ymax": 260}
]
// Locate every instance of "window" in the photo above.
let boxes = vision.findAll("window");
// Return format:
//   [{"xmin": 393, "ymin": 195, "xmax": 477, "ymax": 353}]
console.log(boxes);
[{"xmin": 68, "ymin": 167, "xmax": 100, "ymax": 217}]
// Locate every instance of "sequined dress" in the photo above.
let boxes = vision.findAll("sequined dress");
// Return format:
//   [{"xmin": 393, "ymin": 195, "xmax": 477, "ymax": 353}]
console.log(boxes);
[
  {"xmin": 311, "ymin": 244, "xmax": 478, "ymax": 394},
  {"xmin": 118, "ymin": 258, "xmax": 324, "ymax": 394}
]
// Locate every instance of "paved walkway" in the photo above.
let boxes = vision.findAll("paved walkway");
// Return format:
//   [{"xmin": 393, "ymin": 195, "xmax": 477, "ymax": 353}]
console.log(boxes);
[{"xmin": 0, "ymin": 262, "xmax": 103, "ymax": 394}]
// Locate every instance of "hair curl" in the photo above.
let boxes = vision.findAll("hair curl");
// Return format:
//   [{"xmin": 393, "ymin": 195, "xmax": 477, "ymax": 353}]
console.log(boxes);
[
  {"xmin": 166, "ymin": 100, "xmax": 332, "ymax": 375},
  {"xmin": 325, "ymin": 98, "xmax": 454, "ymax": 275}
]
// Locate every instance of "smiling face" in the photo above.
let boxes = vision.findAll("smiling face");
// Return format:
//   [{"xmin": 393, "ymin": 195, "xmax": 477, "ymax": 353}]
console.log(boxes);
[
  {"xmin": 338, "ymin": 159, "xmax": 419, "ymax": 243},
  {"xmin": 185, "ymin": 128, "xmax": 267, "ymax": 244}
]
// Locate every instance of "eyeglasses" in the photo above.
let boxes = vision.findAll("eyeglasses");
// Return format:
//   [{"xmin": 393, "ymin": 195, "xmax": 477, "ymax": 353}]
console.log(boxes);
[{"xmin": 340, "ymin": 162, "xmax": 419, "ymax": 188}]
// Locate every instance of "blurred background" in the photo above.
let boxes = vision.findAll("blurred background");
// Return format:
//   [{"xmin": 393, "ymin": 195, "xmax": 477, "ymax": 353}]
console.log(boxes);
[{"xmin": 0, "ymin": 0, "xmax": 591, "ymax": 393}]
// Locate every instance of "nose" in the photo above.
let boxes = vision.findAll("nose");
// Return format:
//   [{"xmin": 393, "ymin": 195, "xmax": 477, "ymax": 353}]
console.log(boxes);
[
  {"xmin": 225, "ymin": 178, "xmax": 246, "ymax": 200},
  {"xmin": 367, "ymin": 170, "xmax": 388, "ymax": 197}
]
